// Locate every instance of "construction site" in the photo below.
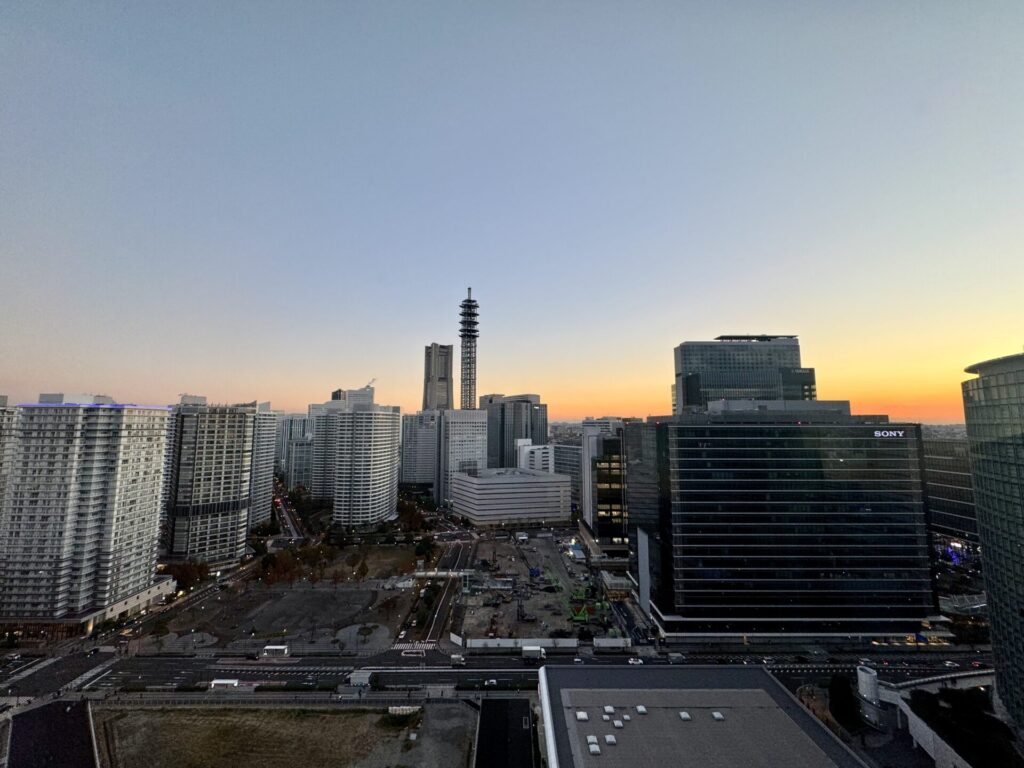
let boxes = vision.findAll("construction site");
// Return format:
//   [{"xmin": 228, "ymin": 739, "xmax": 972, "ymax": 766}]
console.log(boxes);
[{"xmin": 452, "ymin": 532, "xmax": 626, "ymax": 642}]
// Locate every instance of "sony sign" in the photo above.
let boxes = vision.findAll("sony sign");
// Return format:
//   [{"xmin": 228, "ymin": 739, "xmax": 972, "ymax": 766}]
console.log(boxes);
[{"xmin": 874, "ymin": 430, "xmax": 906, "ymax": 438}]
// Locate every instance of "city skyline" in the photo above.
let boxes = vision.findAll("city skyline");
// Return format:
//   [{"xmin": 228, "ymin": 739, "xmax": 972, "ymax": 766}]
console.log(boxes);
[{"xmin": 3, "ymin": 3, "xmax": 1022, "ymax": 422}]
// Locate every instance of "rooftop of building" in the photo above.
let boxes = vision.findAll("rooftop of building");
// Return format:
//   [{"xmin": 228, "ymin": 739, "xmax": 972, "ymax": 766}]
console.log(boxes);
[
  {"xmin": 964, "ymin": 350, "xmax": 1024, "ymax": 376},
  {"xmin": 540, "ymin": 666, "xmax": 867, "ymax": 768},
  {"xmin": 460, "ymin": 467, "xmax": 569, "ymax": 481},
  {"xmin": 713, "ymin": 334, "xmax": 799, "ymax": 342}
]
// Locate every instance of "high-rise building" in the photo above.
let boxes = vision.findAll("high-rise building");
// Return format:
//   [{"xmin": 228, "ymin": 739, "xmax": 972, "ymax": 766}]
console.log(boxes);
[
  {"xmin": 517, "ymin": 440, "xmax": 582, "ymax": 507},
  {"xmin": 581, "ymin": 424, "xmax": 631, "ymax": 566},
  {"xmin": 922, "ymin": 438, "xmax": 978, "ymax": 551},
  {"xmin": 249, "ymin": 403, "xmax": 278, "ymax": 528},
  {"xmin": 275, "ymin": 413, "xmax": 311, "ymax": 471},
  {"xmin": 329, "ymin": 405, "xmax": 401, "ymax": 527},
  {"xmin": 459, "ymin": 288, "xmax": 479, "ymax": 410},
  {"xmin": 286, "ymin": 435, "xmax": 313, "ymax": 491},
  {"xmin": 580, "ymin": 418, "xmax": 624, "ymax": 534},
  {"xmin": 165, "ymin": 398, "xmax": 255, "ymax": 567},
  {"xmin": 0, "ymin": 395, "xmax": 173, "ymax": 630},
  {"xmin": 401, "ymin": 411, "xmax": 439, "ymax": 486},
  {"xmin": 672, "ymin": 335, "xmax": 816, "ymax": 413},
  {"xmin": 962, "ymin": 352, "xmax": 1024, "ymax": 729},
  {"xmin": 647, "ymin": 402, "xmax": 934, "ymax": 639},
  {"xmin": 310, "ymin": 389, "xmax": 400, "ymax": 527},
  {"xmin": 480, "ymin": 393, "xmax": 549, "ymax": 468},
  {"xmin": 423, "ymin": 343, "xmax": 454, "ymax": 410},
  {"xmin": 436, "ymin": 409, "xmax": 488, "ymax": 506}
]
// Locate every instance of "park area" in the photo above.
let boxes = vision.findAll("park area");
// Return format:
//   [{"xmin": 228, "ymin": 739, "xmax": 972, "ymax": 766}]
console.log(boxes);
[{"xmin": 93, "ymin": 704, "xmax": 476, "ymax": 768}]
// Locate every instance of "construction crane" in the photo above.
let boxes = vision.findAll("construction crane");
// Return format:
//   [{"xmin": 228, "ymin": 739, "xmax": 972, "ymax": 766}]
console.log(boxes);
[{"xmin": 365, "ymin": 378, "xmax": 376, "ymax": 389}]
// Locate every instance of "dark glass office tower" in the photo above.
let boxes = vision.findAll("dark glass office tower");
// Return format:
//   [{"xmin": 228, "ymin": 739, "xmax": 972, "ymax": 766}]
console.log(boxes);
[
  {"xmin": 921, "ymin": 438, "xmax": 978, "ymax": 550},
  {"xmin": 652, "ymin": 407, "xmax": 933, "ymax": 638},
  {"xmin": 673, "ymin": 335, "xmax": 816, "ymax": 413},
  {"xmin": 479, "ymin": 394, "xmax": 548, "ymax": 468},
  {"xmin": 962, "ymin": 352, "xmax": 1024, "ymax": 730}
]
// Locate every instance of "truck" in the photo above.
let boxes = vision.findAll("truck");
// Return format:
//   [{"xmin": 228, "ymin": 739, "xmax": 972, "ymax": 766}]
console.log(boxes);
[
  {"xmin": 450, "ymin": 654, "xmax": 466, "ymax": 667},
  {"xmin": 515, "ymin": 532, "xmax": 529, "ymax": 544},
  {"xmin": 522, "ymin": 646, "xmax": 547, "ymax": 660},
  {"xmin": 209, "ymin": 679, "xmax": 240, "ymax": 689}
]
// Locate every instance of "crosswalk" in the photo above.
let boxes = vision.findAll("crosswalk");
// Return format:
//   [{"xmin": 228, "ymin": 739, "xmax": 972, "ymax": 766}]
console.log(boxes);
[{"xmin": 392, "ymin": 642, "xmax": 437, "ymax": 651}]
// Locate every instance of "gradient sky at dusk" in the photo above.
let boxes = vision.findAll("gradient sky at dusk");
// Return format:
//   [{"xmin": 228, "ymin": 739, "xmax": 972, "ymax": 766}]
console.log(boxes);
[{"xmin": 2, "ymin": 2, "xmax": 1021, "ymax": 421}]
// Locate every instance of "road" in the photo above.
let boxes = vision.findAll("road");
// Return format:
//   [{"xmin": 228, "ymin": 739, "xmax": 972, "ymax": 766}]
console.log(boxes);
[{"xmin": 424, "ymin": 542, "xmax": 473, "ymax": 643}]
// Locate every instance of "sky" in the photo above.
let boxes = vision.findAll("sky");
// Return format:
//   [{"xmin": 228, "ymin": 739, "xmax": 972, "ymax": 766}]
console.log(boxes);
[{"xmin": 2, "ymin": 2, "xmax": 1021, "ymax": 422}]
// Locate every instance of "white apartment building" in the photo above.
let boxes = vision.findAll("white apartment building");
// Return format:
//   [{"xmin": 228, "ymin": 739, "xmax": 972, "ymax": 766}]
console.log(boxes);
[
  {"xmin": 450, "ymin": 468, "xmax": 571, "ymax": 527},
  {"xmin": 249, "ymin": 403, "xmax": 278, "ymax": 528},
  {"xmin": 0, "ymin": 394, "xmax": 170, "ymax": 626},
  {"xmin": 331, "ymin": 405, "xmax": 401, "ymax": 527},
  {"xmin": 310, "ymin": 390, "xmax": 401, "ymax": 527},
  {"xmin": 165, "ymin": 399, "xmax": 255, "ymax": 567},
  {"xmin": 401, "ymin": 411, "xmax": 439, "ymax": 486},
  {"xmin": 436, "ymin": 409, "xmax": 488, "ymax": 507},
  {"xmin": 517, "ymin": 440, "xmax": 554, "ymax": 472}
]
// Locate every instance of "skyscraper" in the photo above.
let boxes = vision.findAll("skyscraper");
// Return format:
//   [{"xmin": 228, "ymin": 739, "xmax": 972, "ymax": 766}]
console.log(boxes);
[
  {"xmin": 436, "ymin": 409, "xmax": 488, "ymax": 506},
  {"xmin": 275, "ymin": 413, "xmax": 311, "ymax": 472},
  {"xmin": 962, "ymin": 352, "xmax": 1024, "ymax": 729},
  {"xmin": 309, "ymin": 389, "xmax": 401, "ymax": 527},
  {"xmin": 0, "ymin": 395, "xmax": 172, "ymax": 630},
  {"xmin": 649, "ymin": 402, "xmax": 934, "ymax": 639},
  {"xmin": 480, "ymin": 393, "xmax": 549, "ymax": 468},
  {"xmin": 286, "ymin": 434, "xmax": 313, "ymax": 491},
  {"xmin": 165, "ymin": 398, "xmax": 255, "ymax": 567},
  {"xmin": 672, "ymin": 335, "xmax": 816, "ymax": 413},
  {"xmin": 401, "ymin": 411, "xmax": 439, "ymax": 486},
  {"xmin": 459, "ymin": 288, "xmax": 479, "ymax": 410},
  {"xmin": 922, "ymin": 438, "xmax": 978, "ymax": 551},
  {"xmin": 423, "ymin": 343, "xmax": 454, "ymax": 410},
  {"xmin": 249, "ymin": 403, "xmax": 278, "ymax": 528}
]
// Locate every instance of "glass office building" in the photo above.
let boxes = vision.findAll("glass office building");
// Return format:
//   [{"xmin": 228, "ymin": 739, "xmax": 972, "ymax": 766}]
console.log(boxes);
[
  {"xmin": 962, "ymin": 352, "xmax": 1024, "ymax": 729},
  {"xmin": 650, "ymin": 408, "xmax": 934, "ymax": 639},
  {"xmin": 921, "ymin": 438, "xmax": 978, "ymax": 551},
  {"xmin": 672, "ymin": 335, "xmax": 816, "ymax": 413}
]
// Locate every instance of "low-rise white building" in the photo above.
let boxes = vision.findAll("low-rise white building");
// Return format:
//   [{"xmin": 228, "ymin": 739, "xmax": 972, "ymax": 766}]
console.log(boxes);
[{"xmin": 451, "ymin": 468, "xmax": 570, "ymax": 527}]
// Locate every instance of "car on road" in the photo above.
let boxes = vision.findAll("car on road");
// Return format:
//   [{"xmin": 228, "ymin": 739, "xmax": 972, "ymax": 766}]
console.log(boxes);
[
  {"xmin": 484, "ymin": 679, "xmax": 497, "ymax": 687},
  {"xmin": 573, "ymin": 657, "xmax": 584, "ymax": 665},
  {"xmin": 627, "ymin": 658, "xmax": 643, "ymax": 665},
  {"xmin": 398, "ymin": 631, "xmax": 407, "ymax": 640},
  {"xmin": 943, "ymin": 661, "xmax": 960, "ymax": 668}
]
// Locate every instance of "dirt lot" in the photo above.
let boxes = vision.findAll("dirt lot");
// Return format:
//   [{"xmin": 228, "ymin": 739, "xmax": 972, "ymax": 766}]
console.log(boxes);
[
  {"xmin": 94, "ymin": 705, "xmax": 475, "ymax": 768},
  {"xmin": 324, "ymin": 545, "xmax": 419, "ymax": 581},
  {"xmin": 165, "ymin": 583, "xmax": 376, "ymax": 647}
]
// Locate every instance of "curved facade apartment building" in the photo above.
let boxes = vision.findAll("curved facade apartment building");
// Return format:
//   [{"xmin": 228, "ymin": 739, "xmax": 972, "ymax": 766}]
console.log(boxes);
[{"xmin": 165, "ymin": 400, "xmax": 255, "ymax": 567}]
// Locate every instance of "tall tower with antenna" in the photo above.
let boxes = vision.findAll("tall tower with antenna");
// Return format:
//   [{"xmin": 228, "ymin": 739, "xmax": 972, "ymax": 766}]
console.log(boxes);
[{"xmin": 459, "ymin": 287, "xmax": 479, "ymax": 409}]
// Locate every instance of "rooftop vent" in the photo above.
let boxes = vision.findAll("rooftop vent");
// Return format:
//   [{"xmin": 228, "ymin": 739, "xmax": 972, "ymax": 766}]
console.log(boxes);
[
  {"xmin": 622, "ymin": 714, "xmax": 631, "ymax": 722},
  {"xmin": 712, "ymin": 711, "xmax": 725, "ymax": 721},
  {"xmin": 604, "ymin": 735, "xmax": 617, "ymax": 745},
  {"xmin": 589, "ymin": 744, "xmax": 601, "ymax": 755},
  {"xmin": 613, "ymin": 720, "xmax": 623, "ymax": 729},
  {"xmin": 679, "ymin": 712, "xmax": 691, "ymax": 721},
  {"xmin": 604, "ymin": 706, "xmax": 615, "ymax": 714},
  {"xmin": 636, "ymin": 705, "xmax": 647, "ymax": 715},
  {"xmin": 602, "ymin": 714, "xmax": 610, "ymax": 721},
  {"xmin": 575, "ymin": 712, "xmax": 589, "ymax": 722},
  {"xmin": 587, "ymin": 735, "xmax": 598, "ymax": 745}
]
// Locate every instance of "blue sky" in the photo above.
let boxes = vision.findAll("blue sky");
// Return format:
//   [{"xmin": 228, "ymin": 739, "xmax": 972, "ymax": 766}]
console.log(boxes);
[{"xmin": 2, "ymin": 2, "xmax": 1021, "ymax": 419}]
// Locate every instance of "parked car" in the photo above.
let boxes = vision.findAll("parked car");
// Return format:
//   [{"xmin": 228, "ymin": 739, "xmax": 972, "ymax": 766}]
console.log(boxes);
[{"xmin": 627, "ymin": 658, "xmax": 643, "ymax": 666}]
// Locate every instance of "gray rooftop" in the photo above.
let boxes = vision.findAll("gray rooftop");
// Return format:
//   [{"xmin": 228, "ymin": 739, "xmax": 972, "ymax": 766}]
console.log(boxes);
[{"xmin": 540, "ymin": 666, "xmax": 867, "ymax": 768}]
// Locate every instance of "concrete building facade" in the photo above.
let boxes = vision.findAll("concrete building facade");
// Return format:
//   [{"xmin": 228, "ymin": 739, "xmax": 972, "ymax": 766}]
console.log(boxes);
[
  {"xmin": 423, "ymin": 343, "xmax": 454, "ymax": 411},
  {"xmin": 0, "ymin": 395, "xmax": 170, "ymax": 624},
  {"xmin": 400, "ymin": 410, "xmax": 439, "ymax": 486},
  {"xmin": 249, "ymin": 403, "xmax": 278, "ymax": 528},
  {"xmin": 481, "ymin": 393, "xmax": 549, "ymax": 468},
  {"xmin": 436, "ymin": 409, "xmax": 488, "ymax": 507},
  {"xmin": 164, "ymin": 399, "xmax": 255, "ymax": 567},
  {"xmin": 451, "ymin": 468, "xmax": 570, "ymax": 527}
]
